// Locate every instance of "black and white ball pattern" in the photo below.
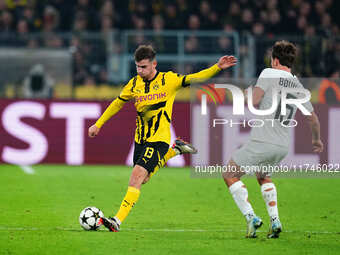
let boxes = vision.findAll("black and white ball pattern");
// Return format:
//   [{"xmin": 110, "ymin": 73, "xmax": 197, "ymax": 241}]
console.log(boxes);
[{"xmin": 79, "ymin": 207, "xmax": 104, "ymax": 230}]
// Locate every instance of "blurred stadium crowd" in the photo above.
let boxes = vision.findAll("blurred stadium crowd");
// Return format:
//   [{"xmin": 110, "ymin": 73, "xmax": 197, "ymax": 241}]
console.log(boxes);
[
  {"xmin": 0, "ymin": 0, "xmax": 339, "ymax": 101},
  {"xmin": 1, "ymin": 0, "xmax": 339, "ymax": 35}
]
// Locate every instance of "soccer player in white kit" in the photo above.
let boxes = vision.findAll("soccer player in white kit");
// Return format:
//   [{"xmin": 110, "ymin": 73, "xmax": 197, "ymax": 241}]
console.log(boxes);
[{"xmin": 222, "ymin": 41, "xmax": 324, "ymax": 238}]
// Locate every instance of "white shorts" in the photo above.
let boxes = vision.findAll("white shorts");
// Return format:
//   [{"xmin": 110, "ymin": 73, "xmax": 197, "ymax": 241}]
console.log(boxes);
[{"xmin": 232, "ymin": 140, "xmax": 288, "ymax": 175}]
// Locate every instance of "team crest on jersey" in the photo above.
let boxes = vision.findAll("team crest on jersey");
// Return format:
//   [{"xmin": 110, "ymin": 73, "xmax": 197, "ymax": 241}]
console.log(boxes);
[{"xmin": 153, "ymin": 83, "xmax": 159, "ymax": 91}]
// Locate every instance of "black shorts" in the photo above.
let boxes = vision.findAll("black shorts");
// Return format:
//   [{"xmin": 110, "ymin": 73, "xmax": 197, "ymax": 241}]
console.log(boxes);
[{"xmin": 133, "ymin": 141, "xmax": 169, "ymax": 173}]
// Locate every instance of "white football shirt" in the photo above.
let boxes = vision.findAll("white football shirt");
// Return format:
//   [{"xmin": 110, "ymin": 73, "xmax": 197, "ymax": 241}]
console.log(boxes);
[{"xmin": 250, "ymin": 68, "xmax": 314, "ymax": 147}]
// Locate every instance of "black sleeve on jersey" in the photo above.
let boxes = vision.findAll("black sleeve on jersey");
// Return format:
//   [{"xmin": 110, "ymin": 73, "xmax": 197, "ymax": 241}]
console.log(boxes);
[
  {"xmin": 131, "ymin": 76, "xmax": 137, "ymax": 92},
  {"xmin": 182, "ymin": 75, "xmax": 190, "ymax": 87},
  {"xmin": 118, "ymin": 96, "xmax": 129, "ymax": 102}
]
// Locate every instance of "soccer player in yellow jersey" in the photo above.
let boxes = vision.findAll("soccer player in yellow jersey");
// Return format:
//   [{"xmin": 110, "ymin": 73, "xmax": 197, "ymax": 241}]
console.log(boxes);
[{"xmin": 88, "ymin": 45, "xmax": 237, "ymax": 232}]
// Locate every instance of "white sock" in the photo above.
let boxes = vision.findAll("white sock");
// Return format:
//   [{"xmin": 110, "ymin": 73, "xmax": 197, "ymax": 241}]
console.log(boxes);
[
  {"xmin": 261, "ymin": 182, "xmax": 279, "ymax": 222},
  {"xmin": 172, "ymin": 147, "xmax": 181, "ymax": 155},
  {"xmin": 229, "ymin": 181, "xmax": 255, "ymax": 222},
  {"xmin": 113, "ymin": 216, "xmax": 121, "ymax": 225}
]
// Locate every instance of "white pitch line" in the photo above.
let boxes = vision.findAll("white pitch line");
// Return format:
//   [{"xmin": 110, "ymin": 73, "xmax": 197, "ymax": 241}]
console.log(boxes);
[
  {"xmin": 0, "ymin": 226, "xmax": 339, "ymax": 235},
  {"xmin": 125, "ymin": 228, "xmax": 340, "ymax": 235},
  {"xmin": 19, "ymin": 165, "xmax": 35, "ymax": 175}
]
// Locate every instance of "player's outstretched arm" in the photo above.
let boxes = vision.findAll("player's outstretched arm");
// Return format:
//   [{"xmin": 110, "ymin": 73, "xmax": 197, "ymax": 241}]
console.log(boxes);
[
  {"xmin": 305, "ymin": 111, "xmax": 323, "ymax": 153},
  {"xmin": 184, "ymin": 55, "xmax": 237, "ymax": 85},
  {"xmin": 88, "ymin": 98, "xmax": 127, "ymax": 138}
]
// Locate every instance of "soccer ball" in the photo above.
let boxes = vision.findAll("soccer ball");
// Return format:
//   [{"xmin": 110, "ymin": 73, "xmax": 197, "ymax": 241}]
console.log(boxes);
[{"xmin": 79, "ymin": 207, "xmax": 104, "ymax": 230}]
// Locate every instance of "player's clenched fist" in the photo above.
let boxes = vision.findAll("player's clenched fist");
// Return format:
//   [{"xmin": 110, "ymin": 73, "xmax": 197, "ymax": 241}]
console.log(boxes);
[{"xmin": 88, "ymin": 124, "xmax": 100, "ymax": 138}]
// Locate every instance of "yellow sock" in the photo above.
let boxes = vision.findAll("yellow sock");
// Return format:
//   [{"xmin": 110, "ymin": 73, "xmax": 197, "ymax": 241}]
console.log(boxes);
[
  {"xmin": 150, "ymin": 148, "xmax": 178, "ymax": 178},
  {"xmin": 115, "ymin": 186, "xmax": 140, "ymax": 224}
]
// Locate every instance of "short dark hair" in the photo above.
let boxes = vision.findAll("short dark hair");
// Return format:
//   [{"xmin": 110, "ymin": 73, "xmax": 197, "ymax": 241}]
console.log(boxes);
[
  {"xmin": 134, "ymin": 45, "xmax": 156, "ymax": 62},
  {"xmin": 271, "ymin": 40, "xmax": 297, "ymax": 68}
]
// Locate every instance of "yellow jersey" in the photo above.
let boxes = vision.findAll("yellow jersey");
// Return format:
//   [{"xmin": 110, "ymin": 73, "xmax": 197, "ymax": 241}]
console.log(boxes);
[{"xmin": 95, "ymin": 64, "xmax": 221, "ymax": 145}]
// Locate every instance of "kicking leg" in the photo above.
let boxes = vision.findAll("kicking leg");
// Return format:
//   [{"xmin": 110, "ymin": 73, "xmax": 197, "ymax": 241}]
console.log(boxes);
[
  {"xmin": 143, "ymin": 138, "xmax": 197, "ymax": 184},
  {"xmin": 222, "ymin": 159, "xmax": 262, "ymax": 238}
]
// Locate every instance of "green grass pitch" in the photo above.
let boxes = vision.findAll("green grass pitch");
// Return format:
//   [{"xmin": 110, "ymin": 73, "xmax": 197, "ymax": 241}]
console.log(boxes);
[{"xmin": 1, "ymin": 164, "xmax": 339, "ymax": 255}]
